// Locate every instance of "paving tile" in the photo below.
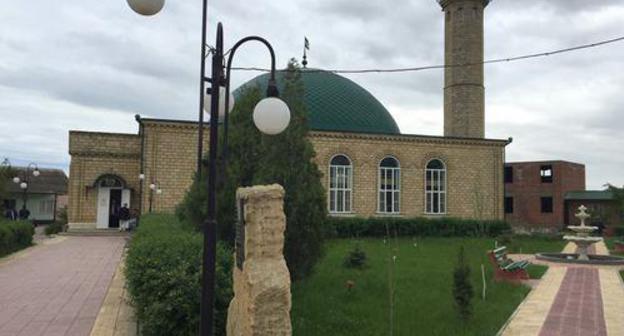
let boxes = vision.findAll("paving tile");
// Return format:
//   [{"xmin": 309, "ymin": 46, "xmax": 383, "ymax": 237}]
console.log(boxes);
[{"xmin": 0, "ymin": 237, "xmax": 125, "ymax": 336}]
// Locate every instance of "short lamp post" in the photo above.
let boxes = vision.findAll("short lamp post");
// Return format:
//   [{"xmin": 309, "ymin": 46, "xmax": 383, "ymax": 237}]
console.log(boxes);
[
  {"xmin": 147, "ymin": 180, "xmax": 162, "ymax": 213},
  {"xmin": 127, "ymin": 2, "xmax": 291, "ymax": 335},
  {"xmin": 12, "ymin": 162, "xmax": 40, "ymax": 214}
]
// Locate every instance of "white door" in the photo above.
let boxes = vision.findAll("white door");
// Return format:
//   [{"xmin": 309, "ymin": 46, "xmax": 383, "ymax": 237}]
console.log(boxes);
[
  {"xmin": 96, "ymin": 187, "xmax": 110, "ymax": 229},
  {"xmin": 121, "ymin": 189, "xmax": 131, "ymax": 208}
]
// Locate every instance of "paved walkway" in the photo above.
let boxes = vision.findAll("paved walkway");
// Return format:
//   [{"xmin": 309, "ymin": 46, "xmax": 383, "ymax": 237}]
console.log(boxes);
[
  {"xmin": 501, "ymin": 241, "xmax": 624, "ymax": 336},
  {"xmin": 0, "ymin": 236, "xmax": 126, "ymax": 336}
]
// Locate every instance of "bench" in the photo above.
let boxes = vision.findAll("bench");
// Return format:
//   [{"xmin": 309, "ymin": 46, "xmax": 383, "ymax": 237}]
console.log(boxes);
[{"xmin": 488, "ymin": 246, "xmax": 529, "ymax": 282}]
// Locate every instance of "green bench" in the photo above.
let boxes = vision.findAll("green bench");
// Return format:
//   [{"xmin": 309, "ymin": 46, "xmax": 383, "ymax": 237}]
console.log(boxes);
[{"xmin": 488, "ymin": 246, "xmax": 529, "ymax": 281}]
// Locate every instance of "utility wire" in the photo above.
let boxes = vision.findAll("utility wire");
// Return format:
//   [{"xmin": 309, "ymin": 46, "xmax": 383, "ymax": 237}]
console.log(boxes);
[{"xmin": 230, "ymin": 35, "xmax": 624, "ymax": 74}]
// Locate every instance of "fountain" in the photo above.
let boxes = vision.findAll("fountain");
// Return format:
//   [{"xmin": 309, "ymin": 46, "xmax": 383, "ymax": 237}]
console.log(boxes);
[{"xmin": 536, "ymin": 205, "xmax": 624, "ymax": 265}]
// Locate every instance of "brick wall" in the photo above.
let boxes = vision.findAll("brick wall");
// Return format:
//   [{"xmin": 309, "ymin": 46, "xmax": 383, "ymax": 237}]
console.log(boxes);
[
  {"xmin": 68, "ymin": 121, "xmax": 508, "ymax": 227},
  {"xmin": 68, "ymin": 131, "xmax": 141, "ymax": 224},
  {"xmin": 505, "ymin": 161, "xmax": 585, "ymax": 231},
  {"xmin": 310, "ymin": 131, "xmax": 506, "ymax": 219}
]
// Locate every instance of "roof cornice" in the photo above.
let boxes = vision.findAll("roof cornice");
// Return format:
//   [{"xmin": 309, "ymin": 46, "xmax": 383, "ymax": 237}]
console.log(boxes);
[{"xmin": 309, "ymin": 130, "xmax": 510, "ymax": 147}]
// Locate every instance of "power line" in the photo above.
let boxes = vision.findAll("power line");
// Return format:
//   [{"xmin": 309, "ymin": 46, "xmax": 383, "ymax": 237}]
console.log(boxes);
[{"xmin": 230, "ymin": 35, "xmax": 624, "ymax": 74}]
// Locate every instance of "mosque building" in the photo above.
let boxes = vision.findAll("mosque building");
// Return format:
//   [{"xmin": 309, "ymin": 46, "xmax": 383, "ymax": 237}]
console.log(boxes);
[{"xmin": 67, "ymin": 0, "xmax": 508, "ymax": 229}]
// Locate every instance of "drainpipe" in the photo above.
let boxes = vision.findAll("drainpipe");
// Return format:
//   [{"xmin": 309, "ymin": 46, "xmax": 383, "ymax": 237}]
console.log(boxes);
[{"xmin": 136, "ymin": 114, "xmax": 145, "ymax": 224}]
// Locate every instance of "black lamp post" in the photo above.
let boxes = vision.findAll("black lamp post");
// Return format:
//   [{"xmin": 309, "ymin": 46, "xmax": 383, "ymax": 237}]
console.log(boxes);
[
  {"xmin": 12, "ymin": 162, "xmax": 40, "ymax": 215},
  {"xmin": 127, "ymin": 2, "xmax": 291, "ymax": 335}
]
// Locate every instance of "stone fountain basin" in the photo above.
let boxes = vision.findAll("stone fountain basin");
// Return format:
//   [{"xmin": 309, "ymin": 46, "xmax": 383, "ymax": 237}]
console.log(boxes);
[
  {"xmin": 536, "ymin": 253, "xmax": 624, "ymax": 265},
  {"xmin": 563, "ymin": 236, "xmax": 603, "ymax": 242},
  {"xmin": 567, "ymin": 226, "xmax": 599, "ymax": 234}
]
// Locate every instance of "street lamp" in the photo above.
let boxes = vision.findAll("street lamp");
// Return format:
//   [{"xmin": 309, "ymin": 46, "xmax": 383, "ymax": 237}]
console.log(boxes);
[
  {"xmin": 12, "ymin": 162, "xmax": 40, "ymax": 218},
  {"xmin": 127, "ymin": 2, "xmax": 291, "ymax": 335},
  {"xmin": 147, "ymin": 180, "xmax": 162, "ymax": 213}
]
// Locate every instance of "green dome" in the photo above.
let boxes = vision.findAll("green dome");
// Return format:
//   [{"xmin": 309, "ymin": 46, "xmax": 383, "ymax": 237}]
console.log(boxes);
[{"xmin": 235, "ymin": 69, "xmax": 400, "ymax": 134}]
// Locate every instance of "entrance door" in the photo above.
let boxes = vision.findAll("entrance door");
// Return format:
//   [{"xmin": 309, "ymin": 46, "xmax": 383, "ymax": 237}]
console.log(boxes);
[
  {"xmin": 96, "ymin": 188, "xmax": 110, "ymax": 229},
  {"xmin": 109, "ymin": 189, "xmax": 122, "ymax": 228}
]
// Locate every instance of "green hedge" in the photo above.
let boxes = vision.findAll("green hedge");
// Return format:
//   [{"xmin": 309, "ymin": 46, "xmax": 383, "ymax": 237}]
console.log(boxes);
[
  {"xmin": 325, "ymin": 217, "xmax": 510, "ymax": 238},
  {"xmin": 614, "ymin": 226, "xmax": 624, "ymax": 237},
  {"xmin": 125, "ymin": 214, "xmax": 233, "ymax": 336},
  {"xmin": 0, "ymin": 220, "xmax": 34, "ymax": 257}
]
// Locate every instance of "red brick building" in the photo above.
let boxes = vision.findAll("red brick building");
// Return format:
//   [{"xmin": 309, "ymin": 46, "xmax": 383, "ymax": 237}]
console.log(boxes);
[{"xmin": 504, "ymin": 160, "xmax": 585, "ymax": 231}]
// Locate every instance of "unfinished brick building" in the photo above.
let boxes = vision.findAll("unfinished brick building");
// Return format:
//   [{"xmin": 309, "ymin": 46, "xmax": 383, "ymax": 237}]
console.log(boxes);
[{"xmin": 504, "ymin": 160, "xmax": 585, "ymax": 231}]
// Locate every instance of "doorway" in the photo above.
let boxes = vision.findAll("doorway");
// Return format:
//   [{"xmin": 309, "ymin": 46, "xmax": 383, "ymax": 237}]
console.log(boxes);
[{"xmin": 108, "ymin": 189, "xmax": 122, "ymax": 228}]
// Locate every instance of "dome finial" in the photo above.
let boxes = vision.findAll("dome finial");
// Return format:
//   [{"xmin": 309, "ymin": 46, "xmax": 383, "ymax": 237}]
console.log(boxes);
[{"xmin": 302, "ymin": 36, "xmax": 310, "ymax": 68}]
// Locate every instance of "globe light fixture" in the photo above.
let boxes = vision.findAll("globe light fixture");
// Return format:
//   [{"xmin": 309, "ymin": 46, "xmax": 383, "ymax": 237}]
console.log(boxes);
[
  {"xmin": 253, "ymin": 97, "xmax": 291, "ymax": 135},
  {"xmin": 139, "ymin": 173, "xmax": 145, "ymax": 180},
  {"xmin": 20, "ymin": 182, "xmax": 27, "ymax": 190},
  {"xmin": 33, "ymin": 169, "xmax": 40, "ymax": 177},
  {"xmin": 149, "ymin": 183, "xmax": 156, "ymax": 190},
  {"xmin": 13, "ymin": 177, "xmax": 20, "ymax": 184},
  {"xmin": 127, "ymin": 0, "xmax": 164, "ymax": 16},
  {"xmin": 204, "ymin": 87, "xmax": 235, "ymax": 119},
  {"xmin": 156, "ymin": 189, "xmax": 163, "ymax": 195}
]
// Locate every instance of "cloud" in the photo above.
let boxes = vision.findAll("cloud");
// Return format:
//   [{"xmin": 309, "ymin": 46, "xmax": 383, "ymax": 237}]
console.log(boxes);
[{"xmin": 0, "ymin": 0, "xmax": 623, "ymax": 189}]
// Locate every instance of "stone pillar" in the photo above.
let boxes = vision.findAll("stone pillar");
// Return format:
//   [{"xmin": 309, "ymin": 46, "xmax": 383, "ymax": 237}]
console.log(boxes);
[
  {"xmin": 439, "ymin": 0, "xmax": 489, "ymax": 138},
  {"xmin": 227, "ymin": 184, "xmax": 291, "ymax": 336}
]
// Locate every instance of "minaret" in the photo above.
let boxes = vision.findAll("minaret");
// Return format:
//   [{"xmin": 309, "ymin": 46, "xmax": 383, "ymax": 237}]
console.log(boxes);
[{"xmin": 438, "ymin": 0, "xmax": 490, "ymax": 138}]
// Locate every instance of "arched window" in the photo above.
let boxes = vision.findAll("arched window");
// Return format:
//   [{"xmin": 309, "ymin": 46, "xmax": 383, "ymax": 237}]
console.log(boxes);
[
  {"xmin": 329, "ymin": 155, "xmax": 352, "ymax": 213},
  {"xmin": 425, "ymin": 159, "xmax": 446, "ymax": 214},
  {"xmin": 378, "ymin": 157, "xmax": 400, "ymax": 213}
]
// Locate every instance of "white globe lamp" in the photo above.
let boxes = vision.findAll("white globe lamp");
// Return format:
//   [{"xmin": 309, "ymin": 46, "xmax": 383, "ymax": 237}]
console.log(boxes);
[
  {"xmin": 127, "ymin": 0, "xmax": 165, "ymax": 16},
  {"xmin": 33, "ymin": 169, "xmax": 40, "ymax": 177},
  {"xmin": 20, "ymin": 182, "xmax": 27, "ymax": 190},
  {"xmin": 149, "ymin": 183, "xmax": 156, "ymax": 190},
  {"xmin": 253, "ymin": 97, "xmax": 290, "ymax": 135},
  {"xmin": 13, "ymin": 177, "xmax": 20, "ymax": 184},
  {"xmin": 139, "ymin": 173, "xmax": 145, "ymax": 180},
  {"xmin": 156, "ymin": 189, "xmax": 163, "ymax": 195},
  {"xmin": 204, "ymin": 87, "xmax": 235, "ymax": 120}
]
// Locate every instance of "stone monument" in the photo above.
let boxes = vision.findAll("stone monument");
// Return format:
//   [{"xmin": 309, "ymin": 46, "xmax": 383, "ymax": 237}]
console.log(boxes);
[{"xmin": 226, "ymin": 184, "xmax": 292, "ymax": 336}]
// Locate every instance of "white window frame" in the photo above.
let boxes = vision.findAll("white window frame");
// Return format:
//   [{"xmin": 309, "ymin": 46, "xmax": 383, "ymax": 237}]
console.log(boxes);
[
  {"xmin": 425, "ymin": 159, "xmax": 447, "ymax": 215},
  {"xmin": 378, "ymin": 157, "xmax": 400, "ymax": 214},
  {"xmin": 328, "ymin": 154, "xmax": 353, "ymax": 214}
]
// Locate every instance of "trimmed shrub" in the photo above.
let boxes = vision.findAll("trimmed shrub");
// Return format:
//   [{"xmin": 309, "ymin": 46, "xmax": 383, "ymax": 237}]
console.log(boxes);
[
  {"xmin": 125, "ymin": 214, "xmax": 233, "ymax": 336},
  {"xmin": 44, "ymin": 222, "xmax": 65, "ymax": 235},
  {"xmin": 0, "ymin": 220, "xmax": 34, "ymax": 257},
  {"xmin": 326, "ymin": 217, "xmax": 510, "ymax": 239}
]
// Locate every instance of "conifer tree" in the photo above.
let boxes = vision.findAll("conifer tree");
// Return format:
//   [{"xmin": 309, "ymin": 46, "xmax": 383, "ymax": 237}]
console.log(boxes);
[
  {"xmin": 178, "ymin": 59, "xmax": 326, "ymax": 280},
  {"xmin": 254, "ymin": 59, "xmax": 327, "ymax": 280},
  {"xmin": 453, "ymin": 246, "xmax": 474, "ymax": 323}
]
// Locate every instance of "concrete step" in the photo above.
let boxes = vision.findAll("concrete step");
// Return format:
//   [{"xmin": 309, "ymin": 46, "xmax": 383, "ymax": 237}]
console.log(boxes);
[{"xmin": 61, "ymin": 229, "xmax": 131, "ymax": 237}]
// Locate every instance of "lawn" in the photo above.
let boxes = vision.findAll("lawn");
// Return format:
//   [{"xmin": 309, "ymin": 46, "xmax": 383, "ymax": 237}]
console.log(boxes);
[{"xmin": 291, "ymin": 237, "xmax": 564, "ymax": 336}]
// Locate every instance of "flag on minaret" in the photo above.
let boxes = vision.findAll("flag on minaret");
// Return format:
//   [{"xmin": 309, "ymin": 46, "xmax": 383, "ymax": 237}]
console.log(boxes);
[{"xmin": 304, "ymin": 37, "xmax": 310, "ymax": 50}]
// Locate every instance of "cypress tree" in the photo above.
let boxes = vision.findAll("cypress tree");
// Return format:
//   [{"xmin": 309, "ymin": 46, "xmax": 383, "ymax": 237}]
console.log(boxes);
[
  {"xmin": 178, "ymin": 59, "xmax": 326, "ymax": 280},
  {"xmin": 254, "ymin": 59, "xmax": 327, "ymax": 280},
  {"xmin": 453, "ymin": 245, "xmax": 474, "ymax": 323}
]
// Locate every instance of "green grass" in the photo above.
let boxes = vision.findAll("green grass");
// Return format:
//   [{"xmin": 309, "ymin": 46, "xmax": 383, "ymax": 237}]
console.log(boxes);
[
  {"xmin": 605, "ymin": 238, "xmax": 624, "ymax": 256},
  {"xmin": 501, "ymin": 235, "xmax": 567, "ymax": 254},
  {"xmin": 526, "ymin": 264, "xmax": 549, "ymax": 279},
  {"xmin": 292, "ymin": 237, "xmax": 564, "ymax": 336}
]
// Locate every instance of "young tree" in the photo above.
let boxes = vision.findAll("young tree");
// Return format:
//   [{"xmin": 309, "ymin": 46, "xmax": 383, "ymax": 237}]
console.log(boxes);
[
  {"xmin": 253, "ymin": 59, "xmax": 327, "ymax": 280},
  {"xmin": 453, "ymin": 246, "xmax": 474, "ymax": 323},
  {"xmin": 0, "ymin": 159, "xmax": 15, "ymax": 211},
  {"xmin": 178, "ymin": 59, "xmax": 326, "ymax": 280},
  {"xmin": 176, "ymin": 86, "xmax": 264, "ymax": 242}
]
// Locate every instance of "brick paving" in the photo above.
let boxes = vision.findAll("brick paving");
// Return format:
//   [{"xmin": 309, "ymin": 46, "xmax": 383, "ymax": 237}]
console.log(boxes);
[
  {"xmin": 501, "ymin": 241, "xmax": 624, "ymax": 336},
  {"xmin": 538, "ymin": 268, "xmax": 607, "ymax": 336},
  {"xmin": 0, "ymin": 237, "xmax": 126, "ymax": 336}
]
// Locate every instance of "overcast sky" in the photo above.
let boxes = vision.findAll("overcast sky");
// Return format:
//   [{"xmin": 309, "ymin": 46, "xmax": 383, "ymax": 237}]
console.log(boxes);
[{"xmin": 0, "ymin": 0, "xmax": 622, "ymax": 189}]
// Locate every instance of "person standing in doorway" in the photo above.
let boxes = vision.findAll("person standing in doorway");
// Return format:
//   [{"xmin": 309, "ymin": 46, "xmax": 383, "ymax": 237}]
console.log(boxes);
[{"xmin": 119, "ymin": 203, "xmax": 130, "ymax": 231}]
